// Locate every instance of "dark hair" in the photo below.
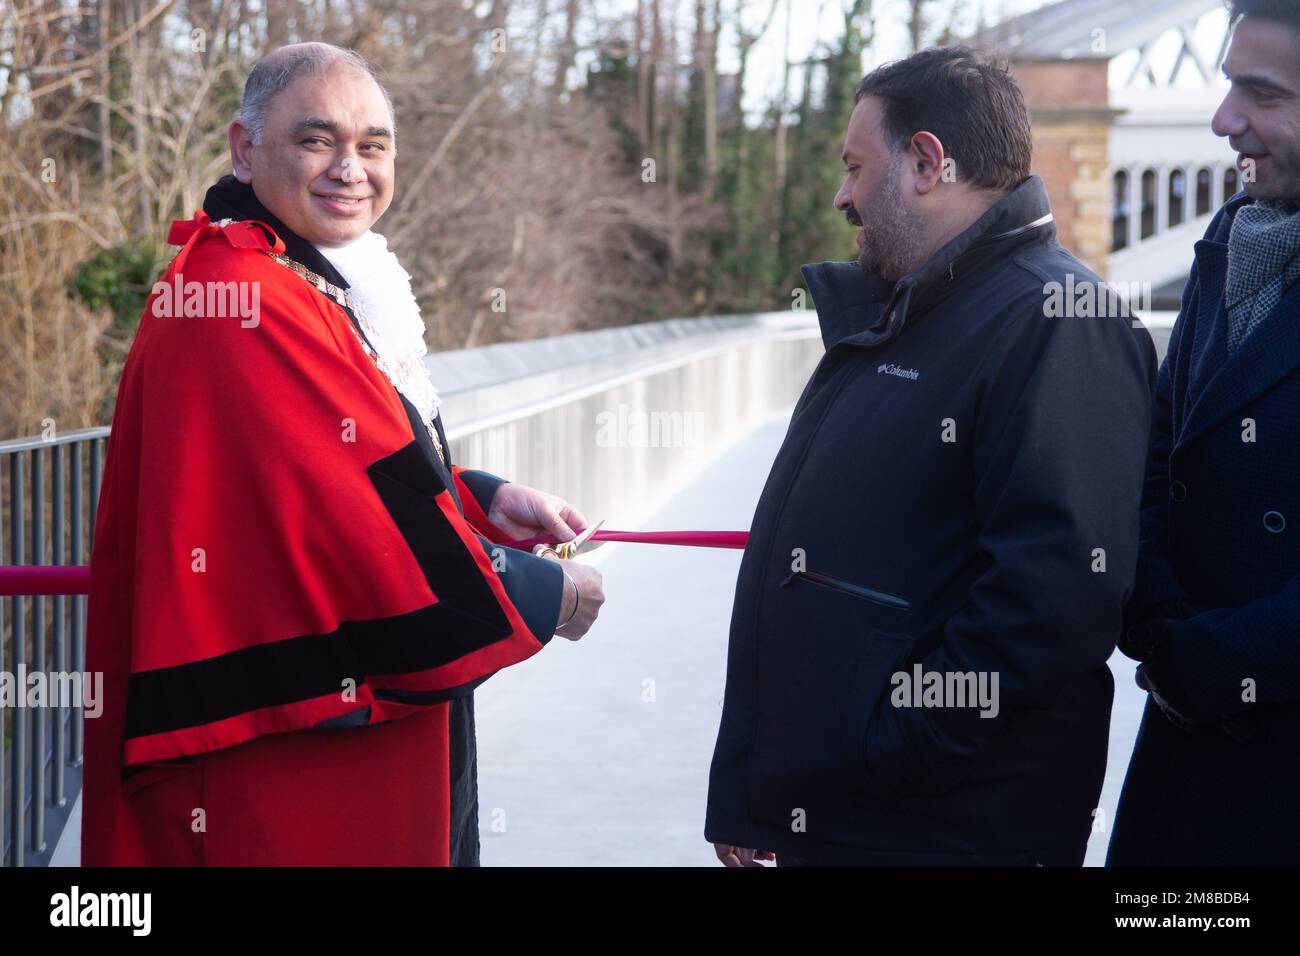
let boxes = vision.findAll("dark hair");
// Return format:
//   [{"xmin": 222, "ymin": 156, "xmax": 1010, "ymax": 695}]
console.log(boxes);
[
  {"xmin": 1227, "ymin": 0, "xmax": 1300, "ymax": 23},
  {"xmin": 854, "ymin": 46, "xmax": 1032, "ymax": 193}
]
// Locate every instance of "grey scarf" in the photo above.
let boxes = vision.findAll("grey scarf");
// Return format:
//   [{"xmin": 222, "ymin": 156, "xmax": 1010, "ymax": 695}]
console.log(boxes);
[{"xmin": 1225, "ymin": 199, "xmax": 1300, "ymax": 352}]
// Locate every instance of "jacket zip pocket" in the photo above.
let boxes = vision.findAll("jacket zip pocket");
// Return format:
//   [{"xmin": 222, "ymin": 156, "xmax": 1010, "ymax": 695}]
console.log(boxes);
[{"xmin": 783, "ymin": 567, "xmax": 910, "ymax": 611}]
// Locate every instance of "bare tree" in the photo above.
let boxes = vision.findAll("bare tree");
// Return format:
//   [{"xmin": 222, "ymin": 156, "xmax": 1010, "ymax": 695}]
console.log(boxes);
[{"xmin": 1, "ymin": 0, "xmax": 867, "ymax": 437}]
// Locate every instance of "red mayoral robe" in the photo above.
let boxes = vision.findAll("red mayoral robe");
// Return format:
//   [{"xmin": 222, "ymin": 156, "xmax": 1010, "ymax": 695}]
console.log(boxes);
[{"xmin": 82, "ymin": 204, "xmax": 563, "ymax": 866}]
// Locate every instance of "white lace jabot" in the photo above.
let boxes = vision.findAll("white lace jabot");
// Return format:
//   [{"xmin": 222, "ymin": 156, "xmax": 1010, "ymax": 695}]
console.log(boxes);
[{"xmin": 314, "ymin": 232, "xmax": 441, "ymax": 426}]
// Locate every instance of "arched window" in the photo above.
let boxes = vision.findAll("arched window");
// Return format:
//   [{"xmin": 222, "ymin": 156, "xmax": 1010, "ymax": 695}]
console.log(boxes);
[
  {"xmin": 1224, "ymin": 166, "xmax": 1240, "ymax": 199},
  {"xmin": 1195, "ymin": 167, "xmax": 1213, "ymax": 216},
  {"xmin": 1112, "ymin": 170, "xmax": 1130, "ymax": 251},
  {"xmin": 1141, "ymin": 169, "xmax": 1158, "ymax": 240},
  {"xmin": 1168, "ymin": 169, "xmax": 1187, "ymax": 228}
]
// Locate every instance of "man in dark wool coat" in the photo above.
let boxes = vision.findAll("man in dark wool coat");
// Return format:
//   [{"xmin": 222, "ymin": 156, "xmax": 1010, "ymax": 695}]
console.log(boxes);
[
  {"xmin": 706, "ymin": 46, "xmax": 1157, "ymax": 866},
  {"xmin": 1108, "ymin": 0, "xmax": 1300, "ymax": 866}
]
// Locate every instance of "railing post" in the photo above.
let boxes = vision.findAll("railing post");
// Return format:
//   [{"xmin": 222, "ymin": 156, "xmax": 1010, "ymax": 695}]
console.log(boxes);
[
  {"xmin": 51, "ymin": 444, "xmax": 66, "ymax": 808},
  {"xmin": 82, "ymin": 439, "xmax": 101, "ymax": 772},
  {"xmin": 8, "ymin": 452, "xmax": 26, "ymax": 867},
  {"xmin": 31, "ymin": 448, "xmax": 46, "ymax": 855},
  {"xmin": 70, "ymin": 441, "xmax": 84, "ymax": 766}
]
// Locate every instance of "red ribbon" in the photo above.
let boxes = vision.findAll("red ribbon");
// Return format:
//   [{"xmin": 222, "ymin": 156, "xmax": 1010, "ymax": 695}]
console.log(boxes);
[
  {"xmin": 0, "ymin": 530, "xmax": 749, "ymax": 595},
  {"xmin": 505, "ymin": 530, "xmax": 749, "ymax": 552},
  {"xmin": 0, "ymin": 565, "xmax": 91, "ymax": 596}
]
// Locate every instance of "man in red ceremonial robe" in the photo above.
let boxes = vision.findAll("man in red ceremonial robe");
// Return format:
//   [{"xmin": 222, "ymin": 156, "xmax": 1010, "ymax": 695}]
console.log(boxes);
[{"xmin": 82, "ymin": 42, "xmax": 605, "ymax": 866}]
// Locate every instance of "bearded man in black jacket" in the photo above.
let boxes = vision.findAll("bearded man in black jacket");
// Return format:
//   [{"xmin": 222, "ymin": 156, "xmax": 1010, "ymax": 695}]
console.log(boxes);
[{"xmin": 706, "ymin": 46, "xmax": 1157, "ymax": 866}]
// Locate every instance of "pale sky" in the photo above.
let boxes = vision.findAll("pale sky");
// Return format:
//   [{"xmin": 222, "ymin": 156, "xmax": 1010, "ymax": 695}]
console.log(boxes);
[{"xmin": 726, "ymin": 0, "xmax": 1052, "ymax": 117}]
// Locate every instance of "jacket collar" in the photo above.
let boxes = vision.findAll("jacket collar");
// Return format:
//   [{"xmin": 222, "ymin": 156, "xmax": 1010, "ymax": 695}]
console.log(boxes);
[
  {"xmin": 202, "ymin": 174, "xmax": 352, "ymax": 293},
  {"xmin": 1218, "ymin": 189, "xmax": 1259, "ymax": 227},
  {"xmin": 801, "ymin": 175, "xmax": 1056, "ymax": 351},
  {"xmin": 1177, "ymin": 190, "xmax": 1300, "ymax": 450}
]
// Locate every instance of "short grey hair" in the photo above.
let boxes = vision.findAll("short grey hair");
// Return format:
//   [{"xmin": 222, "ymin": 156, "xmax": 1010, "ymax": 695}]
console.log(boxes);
[{"xmin": 235, "ymin": 44, "xmax": 396, "ymax": 146}]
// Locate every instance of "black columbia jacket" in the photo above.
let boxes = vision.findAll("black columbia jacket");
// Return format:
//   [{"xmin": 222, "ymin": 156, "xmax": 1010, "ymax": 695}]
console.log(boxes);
[{"xmin": 705, "ymin": 175, "xmax": 1157, "ymax": 865}]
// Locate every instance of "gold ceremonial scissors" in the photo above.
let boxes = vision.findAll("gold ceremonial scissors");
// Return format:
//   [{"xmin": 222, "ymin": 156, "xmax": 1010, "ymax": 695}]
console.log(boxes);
[{"xmin": 553, "ymin": 519, "xmax": 605, "ymax": 560}]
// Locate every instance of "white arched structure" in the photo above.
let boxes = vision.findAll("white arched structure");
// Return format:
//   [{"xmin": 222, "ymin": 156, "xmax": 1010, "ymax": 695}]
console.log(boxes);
[
  {"xmin": 1108, "ymin": 2, "xmax": 1236, "ymax": 291},
  {"xmin": 976, "ymin": 0, "xmax": 1236, "ymax": 297},
  {"xmin": 1106, "ymin": 3, "xmax": 1234, "ymax": 290}
]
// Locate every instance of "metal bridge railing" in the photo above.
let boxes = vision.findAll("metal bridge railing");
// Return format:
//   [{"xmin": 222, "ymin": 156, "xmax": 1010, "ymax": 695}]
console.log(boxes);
[
  {"xmin": 0, "ymin": 427, "xmax": 108, "ymax": 866},
  {"xmin": 0, "ymin": 310, "xmax": 822, "ymax": 867}
]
